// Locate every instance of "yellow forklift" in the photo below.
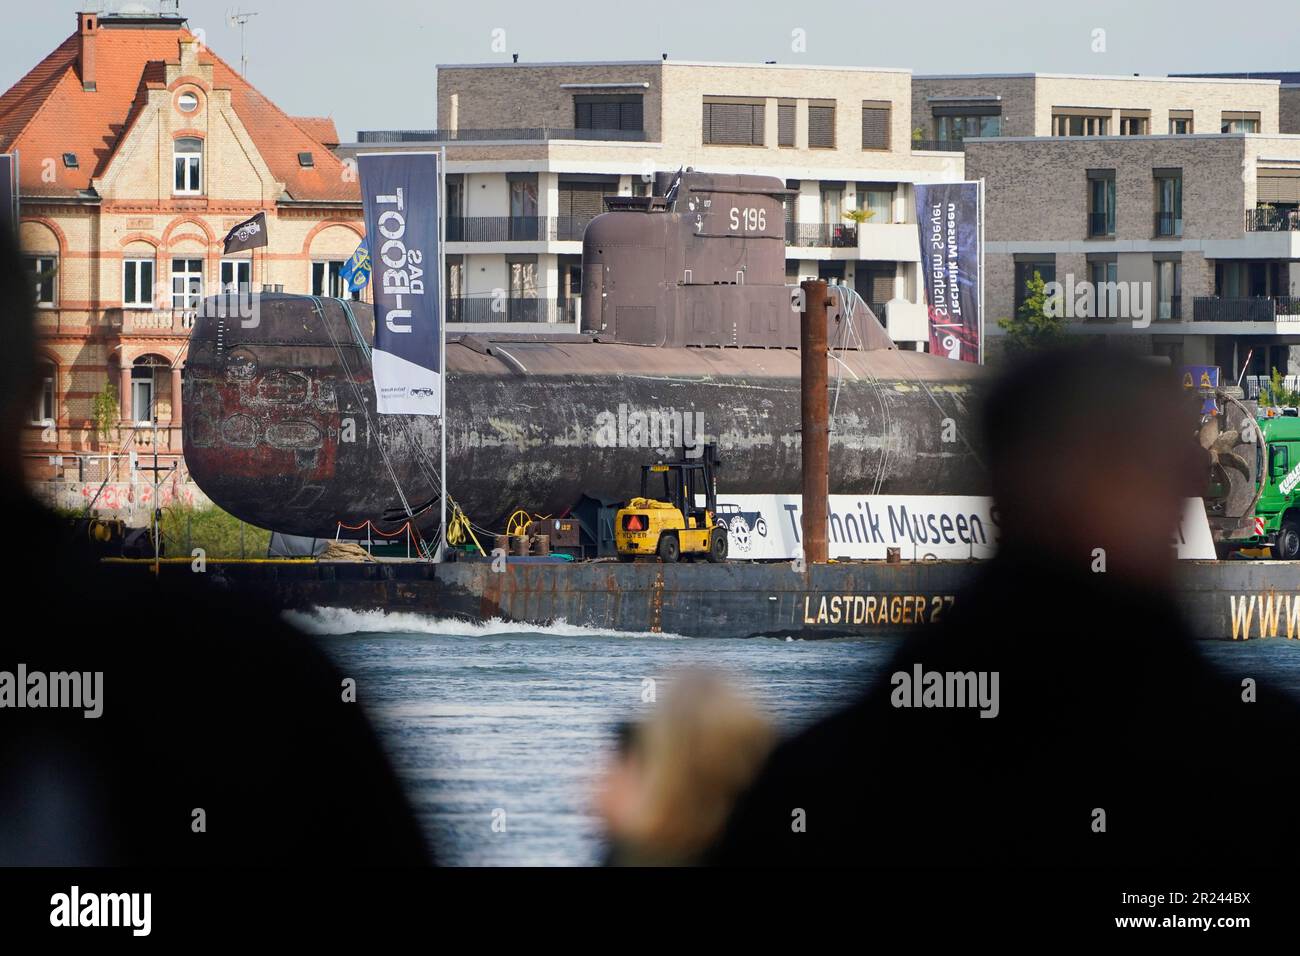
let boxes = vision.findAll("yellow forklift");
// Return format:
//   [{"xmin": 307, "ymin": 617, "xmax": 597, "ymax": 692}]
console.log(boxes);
[{"xmin": 615, "ymin": 444, "xmax": 728, "ymax": 563}]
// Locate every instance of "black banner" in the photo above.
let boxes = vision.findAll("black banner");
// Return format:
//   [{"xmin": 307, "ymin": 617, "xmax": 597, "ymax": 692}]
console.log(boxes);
[{"xmin": 222, "ymin": 211, "xmax": 268, "ymax": 255}]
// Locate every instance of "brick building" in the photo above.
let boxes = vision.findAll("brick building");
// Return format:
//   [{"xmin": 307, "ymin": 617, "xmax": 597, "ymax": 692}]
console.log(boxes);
[{"xmin": 0, "ymin": 10, "xmax": 362, "ymax": 514}]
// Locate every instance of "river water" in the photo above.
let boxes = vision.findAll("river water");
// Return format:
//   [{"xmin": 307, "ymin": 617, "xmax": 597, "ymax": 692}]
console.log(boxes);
[{"xmin": 292, "ymin": 608, "xmax": 1300, "ymax": 866}]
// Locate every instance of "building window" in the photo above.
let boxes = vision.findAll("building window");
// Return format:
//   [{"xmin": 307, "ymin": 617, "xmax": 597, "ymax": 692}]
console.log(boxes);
[
  {"xmin": 1087, "ymin": 170, "xmax": 1116, "ymax": 238},
  {"xmin": 808, "ymin": 104, "xmax": 836, "ymax": 149},
  {"xmin": 171, "ymin": 258, "xmax": 204, "ymax": 310},
  {"xmin": 1154, "ymin": 169, "xmax": 1183, "ymax": 238},
  {"xmin": 220, "ymin": 258, "xmax": 252, "ymax": 294},
  {"xmin": 1120, "ymin": 113, "xmax": 1150, "ymax": 135},
  {"xmin": 1014, "ymin": 257, "xmax": 1055, "ymax": 311},
  {"xmin": 573, "ymin": 95, "xmax": 643, "ymax": 132},
  {"xmin": 1053, "ymin": 112, "xmax": 1110, "ymax": 136},
  {"xmin": 131, "ymin": 357, "xmax": 166, "ymax": 424},
  {"xmin": 508, "ymin": 259, "xmax": 538, "ymax": 321},
  {"xmin": 1222, "ymin": 111, "xmax": 1260, "ymax": 133},
  {"xmin": 445, "ymin": 258, "xmax": 463, "ymax": 321},
  {"xmin": 173, "ymin": 137, "xmax": 203, "ymax": 194},
  {"xmin": 177, "ymin": 91, "xmax": 199, "ymax": 113},
  {"xmin": 1088, "ymin": 257, "xmax": 1119, "ymax": 318},
  {"xmin": 25, "ymin": 255, "xmax": 57, "ymax": 307},
  {"xmin": 857, "ymin": 186, "xmax": 894, "ymax": 224},
  {"xmin": 861, "ymin": 103, "xmax": 890, "ymax": 150},
  {"xmin": 934, "ymin": 113, "xmax": 1002, "ymax": 142},
  {"xmin": 820, "ymin": 185, "xmax": 843, "ymax": 226},
  {"xmin": 777, "ymin": 102, "xmax": 795, "ymax": 147},
  {"xmin": 509, "ymin": 176, "xmax": 539, "ymax": 239},
  {"xmin": 311, "ymin": 261, "xmax": 358, "ymax": 300},
  {"xmin": 123, "ymin": 258, "xmax": 155, "ymax": 308},
  {"xmin": 33, "ymin": 361, "xmax": 55, "ymax": 425},
  {"xmin": 1156, "ymin": 258, "xmax": 1182, "ymax": 320},
  {"xmin": 1169, "ymin": 112, "xmax": 1193, "ymax": 134},
  {"xmin": 702, "ymin": 100, "xmax": 764, "ymax": 146}
]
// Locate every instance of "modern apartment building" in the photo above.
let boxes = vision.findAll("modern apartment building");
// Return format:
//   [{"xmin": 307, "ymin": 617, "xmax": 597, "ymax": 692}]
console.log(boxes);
[
  {"xmin": 965, "ymin": 132, "xmax": 1300, "ymax": 378},
  {"xmin": 338, "ymin": 60, "xmax": 967, "ymax": 346},
  {"xmin": 911, "ymin": 72, "xmax": 1281, "ymax": 146}
]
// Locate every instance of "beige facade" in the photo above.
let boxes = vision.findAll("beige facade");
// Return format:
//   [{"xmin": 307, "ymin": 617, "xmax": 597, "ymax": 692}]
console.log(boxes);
[
  {"xmin": 6, "ymin": 16, "xmax": 361, "ymax": 510},
  {"xmin": 913, "ymin": 73, "xmax": 1281, "ymax": 143}
]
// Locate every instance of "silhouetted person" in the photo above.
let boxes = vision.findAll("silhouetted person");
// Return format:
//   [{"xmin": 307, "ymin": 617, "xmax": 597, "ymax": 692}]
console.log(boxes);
[
  {"xmin": 0, "ymin": 220, "xmax": 430, "ymax": 865},
  {"xmin": 711, "ymin": 348, "xmax": 1300, "ymax": 866}
]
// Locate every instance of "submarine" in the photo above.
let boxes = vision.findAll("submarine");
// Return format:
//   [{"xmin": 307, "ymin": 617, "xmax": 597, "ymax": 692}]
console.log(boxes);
[{"xmin": 181, "ymin": 171, "xmax": 991, "ymax": 539}]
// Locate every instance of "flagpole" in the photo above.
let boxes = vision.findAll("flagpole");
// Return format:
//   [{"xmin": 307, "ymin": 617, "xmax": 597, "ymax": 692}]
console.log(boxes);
[{"xmin": 436, "ymin": 145, "xmax": 448, "ymax": 563}]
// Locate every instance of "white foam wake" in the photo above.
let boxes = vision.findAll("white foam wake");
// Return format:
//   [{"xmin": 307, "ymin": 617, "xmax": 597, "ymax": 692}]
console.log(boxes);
[{"xmin": 284, "ymin": 606, "xmax": 687, "ymax": 640}]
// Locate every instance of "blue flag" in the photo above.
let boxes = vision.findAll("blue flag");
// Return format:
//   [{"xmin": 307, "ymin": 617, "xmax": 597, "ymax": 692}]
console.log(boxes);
[{"xmin": 339, "ymin": 239, "xmax": 371, "ymax": 291}]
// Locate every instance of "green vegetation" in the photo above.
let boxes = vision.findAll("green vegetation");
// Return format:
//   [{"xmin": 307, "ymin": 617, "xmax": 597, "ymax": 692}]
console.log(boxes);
[
  {"xmin": 1262, "ymin": 367, "xmax": 1300, "ymax": 407},
  {"xmin": 160, "ymin": 503, "xmax": 272, "ymax": 559},
  {"xmin": 92, "ymin": 381, "xmax": 118, "ymax": 441},
  {"xmin": 842, "ymin": 208, "xmax": 876, "ymax": 225},
  {"xmin": 996, "ymin": 271, "xmax": 1072, "ymax": 356}
]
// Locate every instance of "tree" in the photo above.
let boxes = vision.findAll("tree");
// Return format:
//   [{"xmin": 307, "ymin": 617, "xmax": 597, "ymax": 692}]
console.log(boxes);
[
  {"xmin": 996, "ymin": 271, "xmax": 1071, "ymax": 355},
  {"xmin": 1263, "ymin": 366, "xmax": 1300, "ymax": 408}
]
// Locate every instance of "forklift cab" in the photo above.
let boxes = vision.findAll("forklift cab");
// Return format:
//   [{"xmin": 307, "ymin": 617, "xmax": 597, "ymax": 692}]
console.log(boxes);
[{"xmin": 639, "ymin": 454, "xmax": 717, "ymax": 530}]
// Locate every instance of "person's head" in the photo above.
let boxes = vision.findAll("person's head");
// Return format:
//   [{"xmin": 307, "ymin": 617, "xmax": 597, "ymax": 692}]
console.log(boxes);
[
  {"xmin": 982, "ymin": 347, "xmax": 1204, "ymax": 586},
  {"xmin": 595, "ymin": 669, "xmax": 773, "ymax": 865},
  {"xmin": 0, "ymin": 219, "xmax": 38, "ymax": 497}
]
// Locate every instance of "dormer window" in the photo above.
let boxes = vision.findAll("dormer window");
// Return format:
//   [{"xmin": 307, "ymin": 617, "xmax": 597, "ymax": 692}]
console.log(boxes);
[
  {"xmin": 173, "ymin": 137, "xmax": 202, "ymax": 194},
  {"xmin": 298, "ymin": 152, "xmax": 314, "ymax": 167},
  {"xmin": 62, "ymin": 153, "xmax": 78, "ymax": 169}
]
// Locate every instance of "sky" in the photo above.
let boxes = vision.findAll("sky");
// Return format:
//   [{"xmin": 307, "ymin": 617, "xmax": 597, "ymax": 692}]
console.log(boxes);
[{"xmin": 2, "ymin": 0, "xmax": 1298, "ymax": 143}]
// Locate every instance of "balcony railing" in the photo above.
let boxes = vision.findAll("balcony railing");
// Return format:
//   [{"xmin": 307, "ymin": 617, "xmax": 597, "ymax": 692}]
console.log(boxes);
[
  {"xmin": 785, "ymin": 222, "xmax": 859, "ymax": 248},
  {"xmin": 911, "ymin": 139, "xmax": 965, "ymax": 152},
  {"xmin": 446, "ymin": 215, "xmax": 597, "ymax": 242},
  {"xmin": 358, "ymin": 127, "xmax": 648, "ymax": 143},
  {"xmin": 445, "ymin": 296, "xmax": 579, "ymax": 324},
  {"xmin": 1192, "ymin": 296, "xmax": 1300, "ymax": 322},
  {"xmin": 107, "ymin": 308, "xmax": 197, "ymax": 334},
  {"xmin": 1153, "ymin": 211, "xmax": 1183, "ymax": 237},
  {"xmin": 1246, "ymin": 207, "xmax": 1300, "ymax": 232},
  {"xmin": 1087, "ymin": 212, "xmax": 1115, "ymax": 238}
]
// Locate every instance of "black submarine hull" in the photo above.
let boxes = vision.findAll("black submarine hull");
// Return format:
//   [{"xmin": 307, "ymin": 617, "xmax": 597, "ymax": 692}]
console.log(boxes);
[{"xmin": 181, "ymin": 296, "xmax": 990, "ymax": 538}]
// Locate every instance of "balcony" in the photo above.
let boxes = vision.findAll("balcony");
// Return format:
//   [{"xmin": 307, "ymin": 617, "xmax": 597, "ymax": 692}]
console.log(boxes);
[
  {"xmin": 786, "ymin": 222, "xmax": 859, "ymax": 248},
  {"xmin": 1192, "ymin": 296, "xmax": 1300, "ymax": 323},
  {"xmin": 358, "ymin": 127, "xmax": 648, "ymax": 143},
  {"xmin": 108, "ymin": 308, "xmax": 197, "ymax": 334},
  {"xmin": 911, "ymin": 139, "xmax": 965, "ymax": 152},
  {"xmin": 445, "ymin": 215, "xmax": 596, "ymax": 243},
  {"xmin": 445, "ymin": 296, "xmax": 578, "ymax": 324},
  {"xmin": 1153, "ymin": 211, "xmax": 1183, "ymax": 238},
  {"xmin": 1246, "ymin": 207, "xmax": 1300, "ymax": 232}
]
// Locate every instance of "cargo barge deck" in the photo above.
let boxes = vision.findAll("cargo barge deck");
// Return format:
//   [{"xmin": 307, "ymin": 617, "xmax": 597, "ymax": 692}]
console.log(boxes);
[{"xmin": 98, "ymin": 558, "xmax": 1300, "ymax": 641}]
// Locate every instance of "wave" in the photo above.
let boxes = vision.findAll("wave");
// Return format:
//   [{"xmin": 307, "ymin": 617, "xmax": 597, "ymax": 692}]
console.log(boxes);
[{"xmin": 284, "ymin": 606, "xmax": 688, "ymax": 641}]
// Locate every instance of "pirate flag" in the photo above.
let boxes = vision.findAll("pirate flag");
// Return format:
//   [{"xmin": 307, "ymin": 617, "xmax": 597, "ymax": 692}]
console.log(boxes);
[{"xmin": 223, "ymin": 212, "xmax": 269, "ymax": 255}]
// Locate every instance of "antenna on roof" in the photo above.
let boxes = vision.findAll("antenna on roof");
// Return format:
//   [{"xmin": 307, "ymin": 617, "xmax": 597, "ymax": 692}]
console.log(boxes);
[{"xmin": 227, "ymin": 8, "xmax": 259, "ymax": 77}]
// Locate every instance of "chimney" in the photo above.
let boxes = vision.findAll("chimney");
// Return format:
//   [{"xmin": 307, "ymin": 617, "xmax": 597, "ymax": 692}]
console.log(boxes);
[{"xmin": 78, "ymin": 12, "xmax": 98, "ymax": 92}]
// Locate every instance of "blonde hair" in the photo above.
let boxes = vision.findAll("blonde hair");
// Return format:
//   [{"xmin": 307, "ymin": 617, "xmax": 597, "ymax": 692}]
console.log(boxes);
[{"xmin": 621, "ymin": 669, "xmax": 774, "ymax": 862}]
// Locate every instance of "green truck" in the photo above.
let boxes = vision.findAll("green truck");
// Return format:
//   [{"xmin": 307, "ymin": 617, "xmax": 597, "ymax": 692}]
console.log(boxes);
[{"xmin": 1204, "ymin": 395, "xmax": 1300, "ymax": 558}]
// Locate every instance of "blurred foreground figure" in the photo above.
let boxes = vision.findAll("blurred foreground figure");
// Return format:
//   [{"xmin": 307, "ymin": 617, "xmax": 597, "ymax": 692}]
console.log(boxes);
[
  {"xmin": 0, "ymin": 221, "xmax": 429, "ymax": 865},
  {"xmin": 712, "ymin": 348, "xmax": 1300, "ymax": 866},
  {"xmin": 597, "ymin": 670, "xmax": 772, "ymax": 865}
]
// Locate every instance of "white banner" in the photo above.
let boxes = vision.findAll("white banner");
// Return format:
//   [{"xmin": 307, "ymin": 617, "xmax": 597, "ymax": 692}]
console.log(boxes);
[{"xmin": 697, "ymin": 495, "xmax": 1215, "ymax": 561}]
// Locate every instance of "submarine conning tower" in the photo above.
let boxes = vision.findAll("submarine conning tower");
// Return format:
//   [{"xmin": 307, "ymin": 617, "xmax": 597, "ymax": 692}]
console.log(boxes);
[{"xmin": 580, "ymin": 170, "xmax": 893, "ymax": 350}]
